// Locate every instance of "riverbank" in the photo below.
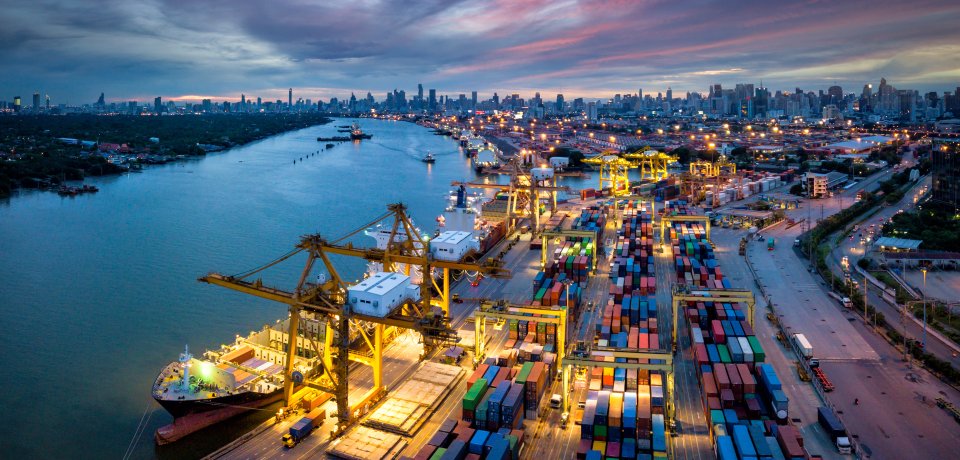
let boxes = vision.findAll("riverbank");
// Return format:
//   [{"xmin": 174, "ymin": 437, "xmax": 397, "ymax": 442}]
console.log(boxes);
[{"xmin": 0, "ymin": 113, "xmax": 332, "ymax": 197}]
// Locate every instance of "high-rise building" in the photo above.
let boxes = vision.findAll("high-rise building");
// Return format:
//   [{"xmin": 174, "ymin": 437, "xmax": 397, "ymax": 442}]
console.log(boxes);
[
  {"xmin": 666, "ymin": 87, "xmax": 672, "ymax": 102},
  {"xmin": 587, "ymin": 101, "xmax": 598, "ymax": 120},
  {"xmin": 154, "ymin": 96, "xmax": 163, "ymax": 114},
  {"xmin": 97, "ymin": 92, "xmax": 105, "ymax": 109},
  {"xmin": 288, "ymin": 88, "xmax": 293, "ymax": 111},
  {"xmin": 45, "ymin": 94, "xmax": 50, "ymax": 110},
  {"xmin": 13, "ymin": 96, "xmax": 21, "ymax": 112},
  {"xmin": 128, "ymin": 101, "xmax": 137, "ymax": 114},
  {"xmin": 932, "ymin": 139, "xmax": 960, "ymax": 209},
  {"xmin": 418, "ymin": 84, "xmax": 424, "ymax": 101},
  {"xmin": 471, "ymin": 91, "xmax": 478, "ymax": 109},
  {"xmin": 257, "ymin": 97, "xmax": 262, "ymax": 111},
  {"xmin": 33, "ymin": 92, "xmax": 40, "ymax": 112},
  {"xmin": 428, "ymin": 89, "xmax": 437, "ymax": 112},
  {"xmin": 556, "ymin": 94, "xmax": 564, "ymax": 112}
]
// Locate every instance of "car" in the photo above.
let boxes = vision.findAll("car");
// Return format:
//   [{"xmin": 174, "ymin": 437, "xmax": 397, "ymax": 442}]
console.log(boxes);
[
  {"xmin": 451, "ymin": 293, "xmax": 463, "ymax": 304},
  {"xmin": 560, "ymin": 412, "xmax": 569, "ymax": 429}
]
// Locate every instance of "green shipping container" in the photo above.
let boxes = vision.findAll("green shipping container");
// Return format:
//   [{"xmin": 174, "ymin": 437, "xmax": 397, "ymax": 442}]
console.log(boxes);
[
  {"xmin": 429, "ymin": 447, "xmax": 446, "ymax": 460},
  {"xmin": 535, "ymin": 288, "xmax": 546, "ymax": 301},
  {"xmin": 717, "ymin": 344, "xmax": 731, "ymax": 363},
  {"xmin": 710, "ymin": 409, "xmax": 725, "ymax": 425},
  {"xmin": 747, "ymin": 336, "xmax": 766, "ymax": 362},
  {"xmin": 515, "ymin": 362, "xmax": 533, "ymax": 385},
  {"xmin": 463, "ymin": 378, "xmax": 488, "ymax": 411},
  {"xmin": 594, "ymin": 423, "xmax": 607, "ymax": 438}
]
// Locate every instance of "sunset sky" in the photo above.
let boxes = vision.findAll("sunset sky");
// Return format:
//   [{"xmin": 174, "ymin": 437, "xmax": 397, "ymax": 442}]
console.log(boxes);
[{"xmin": 4, "ymin": 0, "xmax": 960, "ymax": 103}]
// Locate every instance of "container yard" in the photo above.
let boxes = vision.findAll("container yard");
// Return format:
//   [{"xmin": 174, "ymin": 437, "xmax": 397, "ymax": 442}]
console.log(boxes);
[{"xmin": 165, "ymin": 144, "xmax": 958, "ymax": 460}]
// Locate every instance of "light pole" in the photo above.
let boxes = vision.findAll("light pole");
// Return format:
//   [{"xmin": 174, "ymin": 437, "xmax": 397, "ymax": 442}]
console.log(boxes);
[{"xmin": 922, "ymin": 268, "xmax": 928, "ymax": 349}]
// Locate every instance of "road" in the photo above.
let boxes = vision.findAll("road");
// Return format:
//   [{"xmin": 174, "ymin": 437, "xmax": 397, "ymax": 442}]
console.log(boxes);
[{"xmin": 726, "ymin": 163, "xmax": 960, "ymax": 458}]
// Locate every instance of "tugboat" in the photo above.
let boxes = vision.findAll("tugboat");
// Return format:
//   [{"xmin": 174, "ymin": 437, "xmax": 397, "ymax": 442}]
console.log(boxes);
[
  {"xmin": 350, "ymin": 123, "xmax": 372, "ymax": 140},
  {"xmin": 421, "ymin": 152, "xmax": 436, "ymax": 163}
]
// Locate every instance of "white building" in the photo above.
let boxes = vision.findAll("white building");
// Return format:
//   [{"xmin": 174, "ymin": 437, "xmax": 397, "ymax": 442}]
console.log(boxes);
[
  {"xmin": 347, "ymin": 272, "xmax": 419, "ymax": 317},
  {"xmin": 430, "ymin": 231, "xmax": 478, "ymax": 261}
]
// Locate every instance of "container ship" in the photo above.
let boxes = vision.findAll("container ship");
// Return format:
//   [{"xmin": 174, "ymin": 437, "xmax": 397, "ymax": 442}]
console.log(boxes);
[
  {"xmin": 437, "ymin": 185, "xmax": 506, "ymax": 255},
  {"xmin": 152, "ymin": 315, "xmax": 326, "ymax": 444},
  {"xmin": 472, "ymin": 145, "xmax": 501, "ymax": 174}
]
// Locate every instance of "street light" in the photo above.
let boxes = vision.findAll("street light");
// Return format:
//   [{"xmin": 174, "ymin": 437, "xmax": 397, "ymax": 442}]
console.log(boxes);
[{"xmin": 922, "ymin": 268, "xmax": 928, "ymax": 349}]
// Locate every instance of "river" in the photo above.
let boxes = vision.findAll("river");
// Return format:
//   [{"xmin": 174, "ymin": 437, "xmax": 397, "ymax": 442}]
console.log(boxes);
[{"xmin": 0, "ymin": 118, "xmax": 608, "ymax": 459}]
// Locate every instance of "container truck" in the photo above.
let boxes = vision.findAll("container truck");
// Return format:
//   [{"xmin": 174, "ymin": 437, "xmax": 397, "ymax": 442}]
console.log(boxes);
[
  {"xmin": 817, "ymin": 406, "xmax": 852, "ymax": 454},
  {"xmin": 282, "ymin": 408, "xmax": 326, "ymax": 448},
  {"xmin": 767, "ymin": 238, "xmax": 776, "ymax": 250},
  {"xmin": 792, "ymin": 333, "xmax": 813, "ymax": 359}
]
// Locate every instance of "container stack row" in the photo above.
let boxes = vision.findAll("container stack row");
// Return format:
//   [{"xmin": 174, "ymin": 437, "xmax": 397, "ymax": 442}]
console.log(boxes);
[
  {"xmin": 670, "ymin": 204, "xmax": 814, "ymax": 460},
  {"xmin": 410, "ymin": 417, "xmax": 524, "ymax": 460},
  {"xmin": 578, "ymin": 201, "xmax": 668, "ymax": 460}
]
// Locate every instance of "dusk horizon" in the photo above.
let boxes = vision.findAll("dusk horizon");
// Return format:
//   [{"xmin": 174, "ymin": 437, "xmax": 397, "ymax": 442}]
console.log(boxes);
[{"xmin": 4, "ymin": 0, "xmax": 960, "ymax": 104}]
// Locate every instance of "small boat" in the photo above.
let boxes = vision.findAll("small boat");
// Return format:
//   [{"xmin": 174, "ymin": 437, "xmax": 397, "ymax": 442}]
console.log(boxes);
[{"xmin": 421, "ymin": 152, "xmax": 436, "ymax": 163}]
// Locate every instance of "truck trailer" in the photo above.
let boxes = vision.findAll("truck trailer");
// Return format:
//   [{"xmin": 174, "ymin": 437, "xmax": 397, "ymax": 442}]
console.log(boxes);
[
  {"xmin": 818, "ymin": 406, "xmax": 852, "ymax": 454},
  {"xmin": 282, "ymin": 408, "xmax": 326, "ymax": 448}
]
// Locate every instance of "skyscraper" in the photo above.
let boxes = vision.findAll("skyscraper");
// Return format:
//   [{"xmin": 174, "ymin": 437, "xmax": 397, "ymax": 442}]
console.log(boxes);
[
  {"xmin": 471, "ymin": 91, "xmax": 478, "ymax": 109},
  {"xmin": 428, "ymin": 89, "xmax": 437, "ymax": 112},
  {"xmin": 666, "ymin": 87, "xmax": 672, "ymax": 102},
  {"xmin": 932, "ymin": 139, "xmax": 960, "ymax": 209},
  {"xmin": 13, "ymin": 96, "xmax": 21, "ymax": 112},
  {"xmin": 288, "ymin": 88, "xmax": 293, "ymax": 111},
  {"xmin": 418, "ymin": 84, "xmax": 424, "ymax": 101},
  {"xmin": 33, "ymin": 92, "xmax": 40, "ymax": 112},
  {"xmin": 556, "ymin": 94, "xmax": 565, "ymax": 112},
  {"xmin": 97, "ymin": 92, "xmax": 105, "ymax": 109},
  {"xmin": 154, "ymin": 96, "xmax": 163, "ymax": 114}
]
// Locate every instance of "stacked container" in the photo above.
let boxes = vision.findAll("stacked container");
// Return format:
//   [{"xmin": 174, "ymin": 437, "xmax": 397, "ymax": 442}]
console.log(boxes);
[{"xmin": 669, "ymin": 201, "xmax": 813, "ymax": 459}]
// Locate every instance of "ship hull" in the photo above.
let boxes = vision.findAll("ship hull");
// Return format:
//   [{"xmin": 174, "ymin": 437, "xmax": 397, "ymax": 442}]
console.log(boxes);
[{"xmin": 154, "ymin": 389, "xmax": 283, "ymax": 445}]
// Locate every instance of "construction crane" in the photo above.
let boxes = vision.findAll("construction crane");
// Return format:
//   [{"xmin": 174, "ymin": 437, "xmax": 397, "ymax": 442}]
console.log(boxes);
[
  {"xmin": 199, "ymin": 203, "xmax": 510, "ymax": 435},
  {"xmin": 453, "ymin": 158, "xmax": 571, "ymax": 234}
]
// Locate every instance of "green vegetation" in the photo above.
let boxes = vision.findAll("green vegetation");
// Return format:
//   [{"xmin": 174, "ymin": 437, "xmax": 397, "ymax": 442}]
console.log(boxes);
[
  {"xmin": 788, "ymin": 183, "xmax": 804, "ymax": 196},
  {"xmin": 883, "ymin": 202, "xmax": 960, "ymax": 251},
  {"xmin": 0, "ymin": 113, "xmax": 331, "ymax": 196},
  {"xmin": 872, "ymin": 271, "xmax": 913, "ymax": 304},
  {"xmin": 547, "ymin": 146, "xmax": 585, "ymax": 167}
]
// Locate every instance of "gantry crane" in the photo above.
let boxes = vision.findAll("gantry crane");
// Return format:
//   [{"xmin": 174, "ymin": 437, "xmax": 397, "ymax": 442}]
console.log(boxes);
[
  {"xmin": 199, "ymin": 203, "xmax": 510, "ymax": 435},
  {"xmin": 623, "ymin": 149, "xmax": 677, "ymax": 182},
  {"xmin": 582, "ymin": 153, "xmax": 632, "ymax": 197},
  {"xmin": 453, "ymin": 159, "xmax": 571, "ymax": 234},
  {"xmin": 561, "ymin": 347, "xmax": 675, "ymax": 419}
]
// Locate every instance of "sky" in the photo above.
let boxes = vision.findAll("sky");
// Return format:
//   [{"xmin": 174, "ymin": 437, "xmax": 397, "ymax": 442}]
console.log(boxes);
[{"xmin": 3, "ymin": 0, "xmax": 960, "ymax": 104}]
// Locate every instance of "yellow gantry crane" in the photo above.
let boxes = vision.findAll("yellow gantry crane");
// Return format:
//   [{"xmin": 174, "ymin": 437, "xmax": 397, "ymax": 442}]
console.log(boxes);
[
  {"xmin": 623, "ymin": 149, "xmax": 677, "ymax": 182},
  {"xmin": 583, "ymin": 153, "xmax": 632, "ymax": 197},
  {"xmin": 453, "ymin": 159, "xmax": 571, "ymax": 234},
  {"xmin": 199, "ymin": 203, "xmax": 510, "ymax": 436}
]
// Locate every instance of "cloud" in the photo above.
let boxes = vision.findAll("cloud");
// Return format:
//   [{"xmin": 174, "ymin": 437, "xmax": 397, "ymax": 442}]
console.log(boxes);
[{"xmin": 2, "ymin": 0, "xmax": 959, "ymax": 102}]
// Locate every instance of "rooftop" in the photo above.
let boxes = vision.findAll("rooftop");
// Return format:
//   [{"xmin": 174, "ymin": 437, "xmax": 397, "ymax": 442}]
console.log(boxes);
[{"xmin": 874, "ymin": 236, "xmax": 922, "ymax": 251}]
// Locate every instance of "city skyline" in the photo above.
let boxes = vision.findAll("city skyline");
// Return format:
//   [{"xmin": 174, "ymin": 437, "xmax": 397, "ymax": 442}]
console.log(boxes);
[{"xmin": 3, "ymin": 0, "xmax": 960, "ymax": 103}]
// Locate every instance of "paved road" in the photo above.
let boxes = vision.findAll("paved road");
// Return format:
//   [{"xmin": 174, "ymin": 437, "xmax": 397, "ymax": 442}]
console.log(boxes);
[{"xmin": 718, "ymin": 165, "xmax": 960, "ymax": 458}]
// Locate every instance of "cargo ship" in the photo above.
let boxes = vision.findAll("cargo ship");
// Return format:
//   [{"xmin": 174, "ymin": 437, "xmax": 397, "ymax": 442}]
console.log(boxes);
[
  {"xmin": 437, "ymin": 185, "xmax": 506, "ymax": 255},
  {"xmin": 152, "ymin": 315, "xmax": 326, "ymax": 444},
  {"xmin": 472, "ymin": 146, "xmax": 501, "ymax": 174}
]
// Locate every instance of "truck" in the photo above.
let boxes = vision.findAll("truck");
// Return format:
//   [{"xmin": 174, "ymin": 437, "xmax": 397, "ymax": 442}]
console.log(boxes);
[
  {"xmin": 818, "ymin": 406, "xmax": 853, "ymax": 454},
  {"xmin": 282, "ymin": 408, "xmax": 326, "ymax": 448},
  {"xmin": 767, "ymin": 238, "xmax": 775, "ymax": 250},
  {"xmin": 792, "ymin": 333, "xmax": 814, "ymax": 360}
]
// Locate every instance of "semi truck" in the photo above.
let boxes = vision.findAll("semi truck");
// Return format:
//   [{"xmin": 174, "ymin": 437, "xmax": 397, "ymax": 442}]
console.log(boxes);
[
  {"xmin": 281, "ymin": 408, "xmax": 326, "ymax": 448},
  {"xmin": 818, "ymin": 406, "xmax": 853, "ymax": 454}
]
